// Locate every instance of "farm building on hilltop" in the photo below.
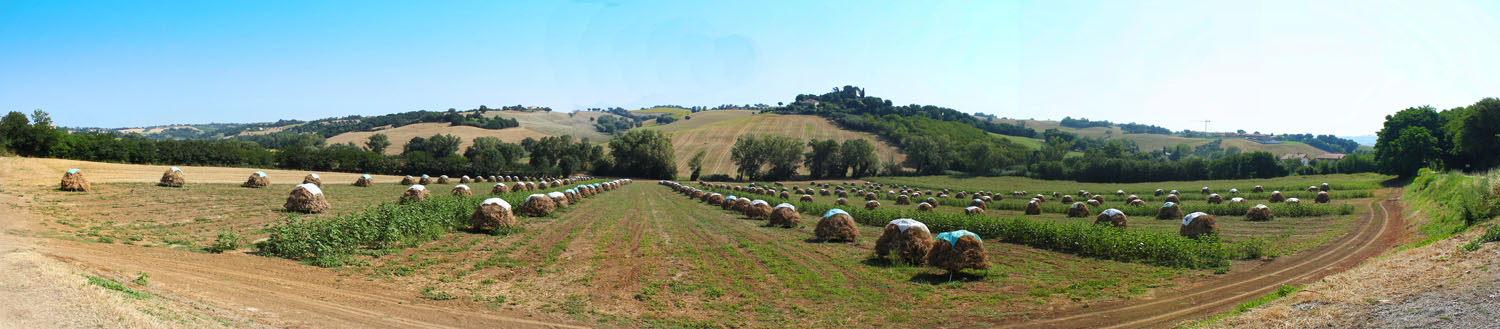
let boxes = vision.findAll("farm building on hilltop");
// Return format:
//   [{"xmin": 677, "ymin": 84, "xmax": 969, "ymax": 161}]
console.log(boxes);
[
  {"xmin": 1314, "ymin": 153, "xmax": 1346, "ymax": 162},
  {"xmin": 1280, "ymin": 153, "xmax": 1310, "ymax": 166}
]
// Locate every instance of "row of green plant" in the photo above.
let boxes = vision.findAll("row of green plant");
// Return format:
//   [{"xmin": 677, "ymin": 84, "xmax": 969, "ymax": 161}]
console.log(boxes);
[
  {"xmin": 980, "ymin": 199, "xmax": 1355, "ymax": 218},
  {"xmin": 685, "ymin": 184, "xmax": 1229, "ymax": 269},
  {"xmin": 258, "ymin": 179, "xmax": 606, "ymax": 266}
]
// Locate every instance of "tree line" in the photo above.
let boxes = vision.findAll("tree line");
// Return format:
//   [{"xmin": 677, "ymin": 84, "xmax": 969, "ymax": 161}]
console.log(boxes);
[
  {"xmin": 726, "ymin": 134, "xmax": 883, "ymax": 181},
  {"xmin": 0, "ymin": 110, "xmax": 678, "ymax": 179},
  {"xmin": 1375, "ymin": 97, "xmax": 1500, "ymax": 177}
]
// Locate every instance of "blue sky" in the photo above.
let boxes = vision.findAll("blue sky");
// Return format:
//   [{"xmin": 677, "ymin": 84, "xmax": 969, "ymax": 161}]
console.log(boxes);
[{"xmin": 3, "ymin": 0, "xmax": 1498, "ymax": 136}]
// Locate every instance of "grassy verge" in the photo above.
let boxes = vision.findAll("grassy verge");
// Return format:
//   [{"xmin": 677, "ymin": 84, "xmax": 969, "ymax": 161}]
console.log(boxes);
[
  {"xmin": 1404, "ymin": 169, "xmax": 1498, "ymax": 249},
  {"xmin": 1181, "ymin": 285, "xmax": 1303, "ymax": 328},
  {"xmin": 686, "ymin": 184, "xmax": 1229, "ymax": 269},
  {"xmin": 258, "ymin": 179, "xmax": 605, "ymax": 266}
]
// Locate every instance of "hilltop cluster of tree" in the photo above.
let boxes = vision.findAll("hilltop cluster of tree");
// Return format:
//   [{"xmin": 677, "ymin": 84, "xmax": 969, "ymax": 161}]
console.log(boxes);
[
  {"xmin": 1275, "ymin": 134, "xmax": 1360, "ymax": 154},
  {"xmin": 276, "ymin": 108, "xmax": 519, "ymax": 138},
  {"xmin": 1375, "ymin": 98, "xmax": 1500, "ymax": 176},
  {"xmin": 0, "ymin": 110, "xmax": 678, "ymax": 179},
  {"xmin": 776, "ymin": 86, "xmax": 1037, "ymax": 138},
  {"xmin": 1059, "ymin": 116, "xmax": 1113, "ymax": 129},
  {"xmin": 593, "ymin": 114, "xmax": 638, "ymax": 135},
  {"xmin": 1117, "ymin": 122, "xmax": 1173, "ymax": 134}
]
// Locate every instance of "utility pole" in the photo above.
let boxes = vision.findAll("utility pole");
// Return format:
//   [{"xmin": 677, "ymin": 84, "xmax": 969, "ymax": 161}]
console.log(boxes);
[{"xmin": 1199, "ymin": 120, "xmax": 1211, "ymax": 132}]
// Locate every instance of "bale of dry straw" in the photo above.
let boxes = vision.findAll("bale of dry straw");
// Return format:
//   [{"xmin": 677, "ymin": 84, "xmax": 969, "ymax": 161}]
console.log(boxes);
[
  {"xmin": 354, "ymin": 174, "xmax": 374, "ymax": 187},
  {"xmin": 875, "ymin": 219, "xmax": 933, "ymax": 265},
  {"xmin": 1320, "ymin": 183, "xmax": 1331, "ymax": 191},
  {"xmin": 1207, "ymin": 193, "xmax": 1223, "ymax": 204},
  {"xmin": 1179, "ymin": 212, "xmax": 1218, "ymax": 239},
  {"xmin": 1269, "ymin": 191, "xmax": 1286, "ymax": 203},
  {"xmin": 1128, "ymin": 199, "xmax": 1146, "ymax": 206},
  {"xmin": 927, "ymin": 230, "xmax": 988, "ymax": 273},
  {"xmin": 1156, "ymin": 202, "xmax": 1183, "ymax": 219},
  {"xmin": 548, "ymin": 191, "xmax": 569, "ymax": 208},
  {"xmin": 420, "ymin": 175, "xmax": 433, "ymax": 185},
  {"xmin": 1245, "ymin": 204, "xmax": 1275, "ymax": 221},
  {"xmin": 1025, "ymin": 199, "xmax": 1042, "ymax": 215},
  {"xmin": 1315, "ymin": 191, "xmax": 1330, "ymax": 203},
  {"xmin": 1253, "ymin": 185, "xmax": 1265, "ymax": 193},
  {"xmin": 815, "ymin": 209, "xmax": 859, "ymax": 242},
  {"xmin": 896, "ymin": 194, "xmax": 911, "ymax": 205},
  {"xmin": 865, "ymin": 200, "xmax": 881, "ymax": 210},
  {"xmin": 1095, "ymin": 208, "xmax": 1127, "ymax": 228},
  {"xmin": 452, "ymin": 184, "xmax": 472, "ymax": 196},
  {"xmin": 437, "ymin": 175, "xmax": 450, "ymax": 184},
  {"xmin": 242, "ymin": 171, "xmax": 269, "ymax": 188},
  {"xmin": 284, "ymin": 183, "xmax": 330, "ymax": 213},
  {"xmin": 402, "ymin": 185, "xmax": 429, "ymax": 203},
  {"xmin": 1061, "ymin": 195, "xmax": 1075, "ymax": 204},
  {"xmin": 746, "ymin": 200, "xmax": 773, "ymax": 219},
  {"xmin": 1285, "ymin": 197, "xmax": 1301, "ymax": 204},
  {"xmin": 302, "ymin": 173, "xmax": 322, "ymax": 187},
  {"xmin": 917, "ymin": 203, "xmax": 935, "ymax": 212},
  {"xmin": 60, "ymin": 169, "xmax": 90, "ymax": 191},
  {"xmin": 969, "ymin": 199, "xmax": 987, "ymax": 210},
  {"xmin": 460, "ymin": 176, "xmax": 472, "ymax": 183},
  {"xmin": 469, "ymin": 198, "xmax": 517, "ymax": 232},
  {"xmin": 1066, "ymin": 202, "xmax": 1091, "ymax": 218},
  {"xmin": 964, "ymin": 206, "xmax": 984, "ymax": 215},
  {"xmin": 733, "ymin": 197, "xmax": 751, "ymax": 212},
  {"xmin": 158, "ymin": 167, "xmax": 185, "ymax": 187},
  {"xmin": 491, "ymin": 183, "xmax": 510, "ymax": 194},
  {"xmin": 1164, "ymin": 194, "xmax": 1180, "ymax": 203},
  {"xmin": 722, "ymin": 195, "xmax": 738, "ymax": 210},
  {"xmin": 769, "ymin": 203, "xmax": 800, "ymax": 228},
  {"xmin": 708, "ymin": 193, "xmax": 725, "ymax": 205},
  {"xmin": 836, "ymin": 198, "xmax": 848, "ymax": 205},
  {"xmin": 401, "ymin": 176, "xmax": 417, "ymax": 185},
  {"xmin": 521, "ymin": 194, "xmax": 556, "ymax": 216}
]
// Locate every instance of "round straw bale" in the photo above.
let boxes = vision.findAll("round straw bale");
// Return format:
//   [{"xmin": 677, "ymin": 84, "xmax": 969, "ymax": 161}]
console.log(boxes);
[
  {"xmin": 964, "ymin": 206, "xmax": 985, "ymax": 216},
  {"xmin": 1164, "ymin": 194, "xmax": 1181, "ymax": 203},
  {"xmin": 1285, "ymin": 198, "xmax": 1301, "ymax": 204},
  {"xmin": 1253, "ymin": 185, "xmax": 1265, "ymax": 193},
  {"xmin": 420, "ymin": 175, "xmax": 433, "ymax": 185},
  {"xmin": 800, "ymin": 195, "xmax": 814, "ymax": 202},
  {"xmin": 769, "ymin": 203, "xmax": 801, "ymax": 228},
  {"xmin": 452, "ymin": 184, "xmax": 472, "ymax": 196},
  {"xmin": 733, "ymin": 197, "xmax": 751, "ymax": 212},
  {"xmin": 354, "ymin": 174, "xmax": 374, "ymax": 187},
  {"xmin": 779, "ymin": 191, "xmax": 791, "ymax": 199},
  {"xmin": 1230, "ymin": 197, "xmax": 1246, "ymax": 203},
  {"xmin": 566, "ymin": 189, "xmax": 580, "ymax": 203},
  {"xmin": 242, "ymin": 171, "xmax": 269, "ymax": 188},
  {"xmin": 1269, "ymin": 191, "xmax": 1286, "ymax": 203},
  {"xmin": 302, "ymin": 173, "xmax": 322, "ymax": 187},
  {"xmin": 875, "ymin": 219, "xmax": 933, "ymax": 265},
  {"xmin": 837, "ymin": 190, "xmax": 849, "ymax": 198},
  {"xmin": 1086, "ymin": 199, "xmax": 1101, "ymax": 207},
  {"xmin": 1128, "ymin": 199, "xmax": 1146, "ymax": 206},
  {"xmin": 1320, "ymin": 183, "xmax": 1331, "ymax": 191},
  {"xmin": 491, "ymin": 183, "xmax": 510, "ymax": 194},
  {"xmin": 927, "ymin": 231, "xmax": 988, "ymax": 273},
  {"xmin": 60, "ymin": 169, "xmax": 90, "ymax": 191},
  {"xmin": 1033, "ymin": 194, "xmax": 1046, "ymax": 202},
  {"xmin": 1229, "ymin": 188, "xmax": 1240, "ymax": 194},
  {"xmin": 896, "ymin": 194, "xmax": 911, "ymax": 205},
  {"xmin": 691, "ymin": 189, "xmax": 705, "ymax": 199},
  {"xmin": 469, "ymin": 198, "xmax": 517, "ymax": 232},
  {"xmin": 708, "ymin": 193, "xmax": 725, "ymax": 205},
  {"xmin": 1156, "ymin": 202, "xmax": 1183, "ymax": 219},
  {"xmin": 1095, "ymin": 209, "xmax": 1127, "ymax": 228},
  {"xmin": 1061, "ymin": 195, "xmax": 1075, "ymax": 204},
  {"xmin": 1179, "ymin": 212, "xmax": 1218, "ymax": 239},
  {"xmin": 980, "ymin": 195, "xmax": 994, "ymax": 202},
  {"xmin": 815, "ymin": 209, "xmax": 860, "ymax": 242},
  {"xmin": 820, "ymin": 189, "xmax": 831, "ymax": 196},
  {"xmin": 746, "ymin": 200, "xmax": 773, "ymax": 219},
  {"xmin": 1306, "ymin": 186, "xmax": 1318, "ymax": 192},
  {"xmin": 969, "ymin": 199, "xmax": 987, "ymax": 210},
  {"xmin": 916, "ymin": 203, "xmax": 935, "ymax": 212},
  {"xmin": 1245, "ymin": 204, "xmax": 1275, "ymax": 221},
  {"xmin": 401, "ymin": 175, "xmax": 417, "ymax": 185},
  {"xmin": 1201, "ymin": 187, "xmax": 1211, "ymax": 194},
  {"xmin": 521, "ymin": 194, "xmax": 557, "ymax": 216},
  {"xmin": 1091, "ymin": 195, "xmax": 1105, "ymax": 203},
  {"xmin": 460, "ymin": 176, "xmax": 472, "ymax": 183},
  {"xmin": 1314, "ymin": 191, "xmax": 1330, "ymax": 203},
  {"xmin": 865, "ymin": 193, "xmax": 878, "ymax": 201},
  {"xmin": 1012, "ymin": 191, "xmax": 1026, "ymax": 196},
  {"xmin": 1052, "ymin": 191, "xmax": 1061, "ymax": 198},
  {"xmin": 1207, "ymin": 193, "xmax": 1223, "ymax": 204},
  {"xmin": 285, "ymin": 184, "xmax": 330, "ymax": 213},
  {"xmin": 1154, "ymin": 189, "xmax": 1165, "ymax": 196},
  {"xmin": 401, "ymin": 185, "xmax": 430, "ymax": 203},
  {"xmin": 836, "ymin": 198, "xmax": 849, "ymax": 205},
  {"xmin": 1066, "ymin": 202, "xmax": 1091, "ymax": 218},
  {"xmin": 1116, "ymin": 189, "xmax": 1126, "ymax": 196},
  {"xmin": 1025, "ymin": 199, "xmax": 1043, "ymax": 215},
  {"xmin": 923, "ymin": 197, "xmax": 939, "ymax": 208},
  {"xmin": 437, "ymin": 175, "xmax": 450, "ymax": 184},
  {"xmin": 158, "ymin": 167, "xmax": 185, "ymax": 187},
  {"xmin": 548, "ymin": 191, "xmax": 569, "ymax": 208},
  {"xmin": 722, "ymin": 195, "xmax": 738, "ymax": 210},
  {"xmin": 865, "ymin": 200, "xmax": 881, "ymax": 210}
]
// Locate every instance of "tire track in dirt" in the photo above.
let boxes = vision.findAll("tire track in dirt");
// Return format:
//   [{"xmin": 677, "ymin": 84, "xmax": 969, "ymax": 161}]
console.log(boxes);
[{"xmin": 1006, "ymin": 189, "xmax": 1404, "ymax": 328}]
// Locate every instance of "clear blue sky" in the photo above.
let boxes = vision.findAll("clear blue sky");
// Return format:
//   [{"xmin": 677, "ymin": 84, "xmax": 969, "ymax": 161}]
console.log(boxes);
[{"xmin": 3, "ymin": 0, "xmax": 1498, "ymax": 136}]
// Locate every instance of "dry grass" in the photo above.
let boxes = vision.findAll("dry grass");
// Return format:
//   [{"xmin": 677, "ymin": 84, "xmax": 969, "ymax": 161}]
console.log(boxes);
[
  {"xmin": 0, "ymin": 157, "xmax": 405, "ymax": 186},
  {"xmin": 641, "ymin": 113, "xmax": 906, "ymax": 178},
  {"xmin": 1208, "ymin": 224, "xmax": 1499, "ymax": 328},
  {"xmin": 480, "ymin": 110, "xmax": 613, "ymax": 142},
  {"xmin": 325, "ymin": 122, "xmax": 552, "ymax": 155}
]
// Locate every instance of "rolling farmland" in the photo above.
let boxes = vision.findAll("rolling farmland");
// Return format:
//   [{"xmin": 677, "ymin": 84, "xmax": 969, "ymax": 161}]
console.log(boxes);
[{"xmin": 644, "ymin": 112, "xmax": 907, "ymax": 178}]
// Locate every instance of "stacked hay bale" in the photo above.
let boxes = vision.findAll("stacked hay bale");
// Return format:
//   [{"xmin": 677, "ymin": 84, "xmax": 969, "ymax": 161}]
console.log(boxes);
[
  {"xmin": 1201, "ymin": 187, "xmax": 1211, "ymax": 194},
  {"xmin": 1154, "ymin": 189, "xmax": 1165, "ymax": 196},
  {"xmin": 1253, "ymin": 185, "xmax": 1265, "ymax": 193},
  {"xmin": 815, "ymin": 209, "xmax": 859, "ymax": 242},
  {"xmin": 800, "ymin": 194, "xmax": 814, "ymax": 202},
  {"xmin": 1025, "ymin": 199, "xmax": 1042, "ymax": 215},
  {"xmin": 746, "ymin": 200, "xmax": 773, "ymax": 219},
  {"xmin": 865, "ymin": 200, "xmax": 881, "ymax": 210},
  {"xmin": 917, "ymin": 202, "xmax": 935, "ymax": 212},
  {"xmin": 548, "ymin": 191, "xmax": 569, "ymax": 208},
  {"xmin": 733, "ymin": 198, "xmax": 751, "ymax": 212},
  {"xmin": 302, "ymin": 173, "xmax": 322, "ymax": 187},
  {"xmin": 1230, "ymin": 197, "xmax": 1246, "ymax": 203},
  {"xmin": 1066, "ymin": 202, "xmax": 1091, "ymax": 218},
  {"xmin": 1315, "ymin": 191, "xmax": 1331, "ymax": 203},
  {"xmin": 491, "ymin": 183, "xmax": 510, "ymax": 194},
  {"xmin": 969, "ymin": 199, "xmax": 987, "ymax": 210},
  {"xmin": 460, "ymin": 175, "xmax": 472, "ymax": 183},
  {"xmin": 1320, "ymin": 183, "xmax": 1331, "ymax": 191},
  {"xmin": 964, "ymin": 206, "xmax": 985, "ymax": 215},
  {"xmin": 521, "ymin": 194, "xmax": 556, "ymax": 216},
  {"xmin": 401, "ymin": 185, "xmax": 429, "ymax": 203},
  {"xmin": 722, "ymin": 195, "xmax": 738, "ymax": 210},
  {"xmin": 1095, "ymin": 208, "xmax": 1127, "ymax": 228},
  {"xmin": 401, "ymin": 175, "xmax": 417, "ymax": 185},
  {"xmin": 437, "ymin": 175, "xmax": 450, "ymax": 184},
  {"xmin": 1245, "ymin": 204, "xmax": 1275, "ymax": 221},
  {"xmin": 355, "ymin": 174, "xmax": 375, "ymax": 187},
  {"xmin": 1179, "ymin": 212, "xmax": 1218, "ymax": 239},
  {"xmin": 875, "ymin": 219, "xmax": 933, "ymax": 265},
  {"xmin": 769, "ymin": 203, "xmax": 801, "ymax": 228},
  {"xmin": 420, "ymin": 175, "xmax": 433, "ymax": 185},
  {"xmin": 836, "ymin": 198, "xmax": 849, "ymax": 205},
  {"xmin": 1156, "ymin": 202, "xmax": 1183, "ymax": 219},
  {"xmin": 60, "ymin": 169, "xmax": 90, "ymax": 191},
  {"xmin": 1229, "ymin": 188, "xmax": 1240, "ymax": 194},
  {"xmin": 1269, "ymin": 191, "xmax": 1286, "ymax": 203},
  {"xmin": 1164, "ymin": 194, "xmax": 1181, "ymax": 203},
  {"xmin": 284, "ymin": 183, "xmax": 330, "ymax": 213},
  {"xmin": 896, "ymin": 194, "xmax": 911, "ymax": 205},
  {"xmin": 1206, "ymin": 193, "xmax": 1223, "ymax": 204},
  {"xmin": 566, "ymin": 189, "xmax": 581, "ymax": 203},
  {"xmin": 927, "ymin": 230, "xmax": 988, "ymax": 274},
  {"xmin": 469, "ymin": 198, "xmax": 517, "ymax": 232},
  {"xmin": 1061, "ymin": 195, "xmax": 1075, "ymax": 204},
  {"xmin": 1286, "ymin": 197, "xmax": 1302, "ymax": 204},
  {"xmin": 159, "ymin": 167, "xmax": 185, "ymax": 187},
  {"xmin": 242, "ymin": 171, "xmax": 269, "ymax": 188},
  {"xmin": 452, "ymin": 184, "xmax": 472, "ymax": 196},
  {"xmin": 1127, "ymin": 199, "xmax": 1146, "ymax": 206}
]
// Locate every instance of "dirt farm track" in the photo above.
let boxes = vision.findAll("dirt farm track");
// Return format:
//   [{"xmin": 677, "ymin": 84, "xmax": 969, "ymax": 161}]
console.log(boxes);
[{"xmin": 0, "ymin": 157, "xmax": 1403, "ymax": 328}]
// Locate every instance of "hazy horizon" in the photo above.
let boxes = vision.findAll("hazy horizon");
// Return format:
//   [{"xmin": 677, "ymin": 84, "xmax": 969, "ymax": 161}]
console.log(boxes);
[{"xmin": 4, "ymin": 0, "xmax": 1499, "ymax": 137}]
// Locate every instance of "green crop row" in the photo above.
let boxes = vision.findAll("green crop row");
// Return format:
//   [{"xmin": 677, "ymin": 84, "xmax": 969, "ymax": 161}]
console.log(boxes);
[
  {"xmin": 258, "ymin": 179, "xmax": 607, "ymax": 266},
  {"xmin": 982, "ymin": 200, "xmax": 1354, "ymax": 218},
  {"xmin": 684, "ymin": 184, "xmax": 1229, "ymax": 269}
]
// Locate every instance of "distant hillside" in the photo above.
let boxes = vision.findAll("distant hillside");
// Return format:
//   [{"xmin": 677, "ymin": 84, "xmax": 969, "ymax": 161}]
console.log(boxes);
[
  {"xmin": 325, "ymin": 122, "xmax": 552, "ymax": 155},
  {"xmin": 480, "ymin": 110, "xmax": 612, "ymax": 142},
  {"xmin": 639, "ymin": 111, "xmax": 907, "ymax": 178},
  {"xmin": 982, "ymin": 118, "xmax": 1332, "ymax": 156}
]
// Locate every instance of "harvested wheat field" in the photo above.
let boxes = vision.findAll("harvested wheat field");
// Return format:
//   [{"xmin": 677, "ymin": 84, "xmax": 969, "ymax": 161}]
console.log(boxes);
[
  {"xmin": 643, "ymin": 112, "xmax": 907, "ymax": 178},
  {"xmin": 325, "ymin": 122, "xmax": 553, "ymax": 155}
]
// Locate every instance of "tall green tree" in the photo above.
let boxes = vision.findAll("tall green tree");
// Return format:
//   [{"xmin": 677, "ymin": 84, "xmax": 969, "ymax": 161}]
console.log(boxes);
[
  {"xmin": 1376, "ymin": 106, "xmax": 1447, "ymax": 176},
  {"xmin": 365, "ymin": 133, "xmax": 391, "ymax": 154},
  {"xmin": 607, "ymin": 129, "xmax": 677, "ymax": 179},
  {"xmin": 760, "ymin": 135, "xmax": 804, "ymax": 180},
  {"xmin": 903, "ymin": 136, "xmax": 948, "ymax": 174},
  {"xmin": 1453, "ymin": 98, "xmax": 1500, "ymax": 170},
  {"xmin": 803, "ymin": 139, "xmax": 841, "ymax": 179},
  {"xmin": 688, "ymin": 149, "xmax": 707, "ymax": 181},
  {"xmin": 840, "ymin": 139, "xmax": 879, "ymax": 178},
  {"xmin": 730, "ymin": 135, "xmax": 765, "ymax": 180}
]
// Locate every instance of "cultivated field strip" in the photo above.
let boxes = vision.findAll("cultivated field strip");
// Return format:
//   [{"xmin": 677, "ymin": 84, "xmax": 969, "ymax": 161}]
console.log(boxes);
[{"xmin": 658, "ymin": 113, "xmax": 906, "ymax": 178}]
